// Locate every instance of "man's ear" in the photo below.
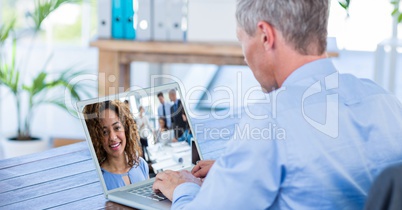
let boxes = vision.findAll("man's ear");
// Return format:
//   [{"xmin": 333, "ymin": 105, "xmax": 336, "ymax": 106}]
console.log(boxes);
[{"xmin": 257, "ymin": 21, "xmax": 275, "ymax": 51}]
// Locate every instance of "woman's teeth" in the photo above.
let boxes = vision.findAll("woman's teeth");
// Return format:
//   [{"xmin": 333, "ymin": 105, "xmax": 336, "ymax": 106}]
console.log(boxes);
[{"xmin": 110, "ymin": 143, "xmax": 120, "ymax": 148}]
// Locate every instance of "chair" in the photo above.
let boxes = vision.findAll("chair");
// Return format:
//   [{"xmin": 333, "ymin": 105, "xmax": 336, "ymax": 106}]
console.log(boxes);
[{"xmin": 364, "ymin": 163, "xmax": 402, "ymax": 210}]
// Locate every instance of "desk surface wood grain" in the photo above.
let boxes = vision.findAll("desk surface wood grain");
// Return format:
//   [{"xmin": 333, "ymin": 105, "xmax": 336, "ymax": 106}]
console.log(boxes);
[{"xmin": 0, "ymin": 142, "xmax": 133, "ymax": 209}]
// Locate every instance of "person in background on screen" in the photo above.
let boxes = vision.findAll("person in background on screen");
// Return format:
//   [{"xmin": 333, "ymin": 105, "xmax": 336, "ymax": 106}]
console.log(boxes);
[
  {"xmin": 83, "ymin": 100, "xmax": 148, "ymax": 191},
  {"xmin": 157, "ymin": 92, "xmax": 172, "ymax": 129},
  {"xmin": 136, "ymin": 106, "xmax": 152, "ymax": 161},
  {"xmin": 173, "ymin": 113, "xmax": 192, "ymax": 145},
  {"xmin": 158, "ymin": 116, "xmax": 168, "ymax": 132},
  {"xmin": 169, "ymin": 89, "xmax": 186, "ymax": 139},
  {"xmin": 154, "ymin": 116, "xmax": 173, "ymax": 145}
]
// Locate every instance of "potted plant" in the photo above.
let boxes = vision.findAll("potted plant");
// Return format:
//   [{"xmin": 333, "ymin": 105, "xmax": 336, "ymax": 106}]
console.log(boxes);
[{"xmin": 0, "ymin": 0, "xmax": 91, "ymax": 158}]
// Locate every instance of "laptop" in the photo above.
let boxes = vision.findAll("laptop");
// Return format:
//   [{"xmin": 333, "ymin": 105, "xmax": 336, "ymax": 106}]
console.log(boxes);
[{"xmin": 77, "ymin": 83, "xmax": 203, "ymax": 210}]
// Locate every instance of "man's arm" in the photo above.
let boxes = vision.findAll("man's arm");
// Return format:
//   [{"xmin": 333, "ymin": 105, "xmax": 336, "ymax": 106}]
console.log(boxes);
[{"xmin": 153, "ymin": 133, "xmax": 286, "ymax": 209}]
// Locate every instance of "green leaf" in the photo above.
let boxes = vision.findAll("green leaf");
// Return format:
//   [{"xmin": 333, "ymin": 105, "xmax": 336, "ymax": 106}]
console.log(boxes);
[
  {"xmin": 30, "ymin": 68, "xmax": 94, "ymax": 109},
  {"xmin": 28, "ymin": 0, "xmax": 83, "ymax": 31},
  {"xmin": 338, "ymin": 2, "xmax": 347, "ymax": 10},
  {"xmin": 22, "ymin": 85, "xmax": 31, "ymax": 91},
  {"xmin": 13, "ymin": 71, "xmax": 20, "ymax": 94},
  {"xmin": 0, "ymin": 53, "xmax": 20, "ymax": 95},
  {"xmin": 392, "ymin": 9, "xmax": 399, "ymax": 16},
  {"xmin": 0, "ymin": 17, "xmax": 16, "ymax": 43},
  {"xmin": 338, "ymin": 0, "xmax": 351, "ymax": 10},
  {"xmin": 399, "ymin": 13, "xmax": 402, "ymax": 23}
]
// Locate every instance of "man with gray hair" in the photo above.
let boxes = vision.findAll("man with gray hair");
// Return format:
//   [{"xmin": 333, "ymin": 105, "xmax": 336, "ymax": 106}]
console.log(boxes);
[{"xmin": 153, "ymin": 0, "xmax": 402, "ymax": 209}]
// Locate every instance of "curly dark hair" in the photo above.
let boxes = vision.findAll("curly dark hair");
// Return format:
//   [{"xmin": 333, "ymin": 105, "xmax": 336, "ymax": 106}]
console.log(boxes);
[{"xmin": 83, "ymin": 100, "xmax": 142, "ymax": 168}]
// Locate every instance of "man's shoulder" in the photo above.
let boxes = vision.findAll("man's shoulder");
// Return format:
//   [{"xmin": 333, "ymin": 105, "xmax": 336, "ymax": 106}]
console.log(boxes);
[
  {"xmin": 339, "ymin": 74, "xmax": 387, "ymax": 96},
  {"xmin": 336, "ymin": 74, "xmax": 401, "ymax": 109},
  {"xmin": 277, "ymin": 72, "xmax": 395, "ymax": 109}
]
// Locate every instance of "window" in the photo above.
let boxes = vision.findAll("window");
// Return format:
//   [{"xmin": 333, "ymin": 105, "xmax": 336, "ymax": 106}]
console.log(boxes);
[
  {"xmin": 1, "ymin": 0, "xmax": 97, "ymax": 47},
  {"xmin": 328, "ymin": 0, "xmax": 395, "ymax": 51}
]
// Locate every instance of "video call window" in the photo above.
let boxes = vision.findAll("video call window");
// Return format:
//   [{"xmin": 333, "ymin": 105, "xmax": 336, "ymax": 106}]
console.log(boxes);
[{"xmin": 81, "ymin": 87, "xmax": 193, "ymax": 191}]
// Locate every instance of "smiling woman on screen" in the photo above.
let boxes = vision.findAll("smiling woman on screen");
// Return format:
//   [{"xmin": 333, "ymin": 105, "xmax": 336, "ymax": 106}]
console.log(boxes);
[{"xmin": 83, "ymin": 100, "xmax": 149, "ymax": 190}]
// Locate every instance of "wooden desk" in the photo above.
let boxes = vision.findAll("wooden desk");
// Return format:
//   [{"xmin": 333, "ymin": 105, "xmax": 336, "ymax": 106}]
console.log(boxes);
[
  {"xmin": 90, "ymin": 40, "xmax": 339, "ymax": 96},
  {"xmin": 0, "ymin": 142, "xmax": 131, "ymax": 209}
]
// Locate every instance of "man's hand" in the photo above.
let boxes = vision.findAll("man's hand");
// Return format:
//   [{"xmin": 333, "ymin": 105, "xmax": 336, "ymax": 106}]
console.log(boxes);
[
  {"xmin": 152, "ymin": 170, "xmax": 202, "ymax": 201},
  {"xmin": 191, "ymin": 160, "xmax": 215, "ymax": 179}
]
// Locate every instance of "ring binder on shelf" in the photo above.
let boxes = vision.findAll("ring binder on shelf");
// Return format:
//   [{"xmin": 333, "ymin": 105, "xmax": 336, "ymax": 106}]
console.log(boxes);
[
  {"xmin": 123, "ymin": 0, "xmax": 136, "ymax": 39},
  {"xmin": 97, "ymin": 0, "xmax": 112, "ymax": 39},
  {"xmin": 112, "ymin": 0, "xmax": 124, "ymax": 39},
  {"xmin": 136, "ymin": 0, "xmax": 153, "ymax": 40}
]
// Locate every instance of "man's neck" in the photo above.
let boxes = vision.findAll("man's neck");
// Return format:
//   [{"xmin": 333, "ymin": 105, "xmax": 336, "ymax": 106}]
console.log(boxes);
[{"xmin": 274, "ymin": 45, "xmax": 327, "ymax": 88}]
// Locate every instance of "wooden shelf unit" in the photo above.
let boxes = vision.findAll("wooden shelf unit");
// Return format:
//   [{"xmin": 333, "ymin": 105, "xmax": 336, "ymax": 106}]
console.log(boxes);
[{"xmin": 90, "ymin": 39, "xmax": 339, "ymax": 96}]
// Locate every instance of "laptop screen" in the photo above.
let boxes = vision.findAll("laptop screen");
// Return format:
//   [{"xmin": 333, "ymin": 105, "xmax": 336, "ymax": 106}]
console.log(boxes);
[{"xmin": 78, "ymin": 83, "xmax": 200, "ymax": 193}]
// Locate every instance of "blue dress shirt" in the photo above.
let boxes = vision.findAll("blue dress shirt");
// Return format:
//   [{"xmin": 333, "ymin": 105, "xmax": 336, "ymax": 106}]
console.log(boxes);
[
  {"xmin": 101, "ymin": 157, "xmax": 149, "ymax": 191},
  {"xmin": 171, "ymin": 58, "xmax": 402, "ymax": 209}
]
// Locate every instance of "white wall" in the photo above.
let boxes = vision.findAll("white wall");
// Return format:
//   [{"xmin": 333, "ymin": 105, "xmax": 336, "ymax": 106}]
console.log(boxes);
[{"xmin": 187, "ymin": 0, "xmax": 238, "ymax": 42}]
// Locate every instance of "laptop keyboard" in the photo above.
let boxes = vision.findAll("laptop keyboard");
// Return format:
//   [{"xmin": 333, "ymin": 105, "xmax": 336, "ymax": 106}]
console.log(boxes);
[{"xmin": 128, "ymin": 183, "xmax": 167, "ymax": 201}]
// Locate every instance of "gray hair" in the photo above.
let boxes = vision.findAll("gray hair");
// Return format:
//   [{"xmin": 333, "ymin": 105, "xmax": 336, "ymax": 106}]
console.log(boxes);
[
  {"xmin": 169, "ymin": 89, "xmax": 177, "ymax": 95},
  {"xmin": 236, "ymin": 0, "xmax": 329, "ymax": 55}
]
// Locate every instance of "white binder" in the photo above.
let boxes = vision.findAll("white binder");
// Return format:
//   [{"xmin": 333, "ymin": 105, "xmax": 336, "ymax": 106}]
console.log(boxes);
[
  {"xmin": 136, "ymin": 0, "xmax": 153, "ymax": 40},
  {"xmin": 168, "ymin": 0, "xmax": 186, "ymax": 41},
  {"xmin": 97, "ymin": 0, "xmax": 112, "ymax": 39},
  {"xmin": 152, "ymin": 0, "xmax": 168, "ymax": 41}
]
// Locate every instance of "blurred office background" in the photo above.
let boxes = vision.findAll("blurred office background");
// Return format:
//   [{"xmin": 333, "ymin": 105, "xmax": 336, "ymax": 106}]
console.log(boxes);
[{"xmin": 0, "ymin": 0, "xmax": 401, "ymax": 158}]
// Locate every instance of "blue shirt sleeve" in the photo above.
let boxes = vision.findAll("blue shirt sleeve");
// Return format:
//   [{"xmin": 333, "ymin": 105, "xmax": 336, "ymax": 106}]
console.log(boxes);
[
  {"xmin": 172, "ymin": 183, "xmax": 200, "ymax": 209},
  {"xmin": 171, "ymin": 114, "xmax": 287, "ymax": 210}
]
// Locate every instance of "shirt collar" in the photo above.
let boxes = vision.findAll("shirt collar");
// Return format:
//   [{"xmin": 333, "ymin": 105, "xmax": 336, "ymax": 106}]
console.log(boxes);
[{"xmin": 282, "ymin": 58, "xmax": 337, "ymax": 87}]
